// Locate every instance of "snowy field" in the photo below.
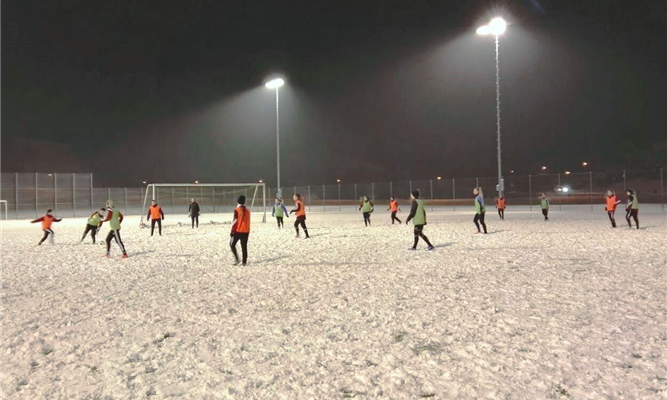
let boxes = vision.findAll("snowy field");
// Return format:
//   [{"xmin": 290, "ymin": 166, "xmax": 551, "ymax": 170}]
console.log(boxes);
[{"xmin": 1, "ymin": 205, "xmax": 666, "ymax": 399}]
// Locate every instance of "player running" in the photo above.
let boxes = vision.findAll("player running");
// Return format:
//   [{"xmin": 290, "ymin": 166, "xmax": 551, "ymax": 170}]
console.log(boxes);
[
  {"xmin": 495, "ymin": 195, "xmax": 506, "ymax": 220},
  {"xmin": 100, "ymin": 200, "xmax": 128, "ymax": 258},
  {"xmin": 540, "ymin": 193, "xmax": 550, "ymax": 221},
  {"xmin": 604, "ymin": 190, "xmax": 621, "ymax": 228},
  {"xmin": 271, "ymin": 197, "xmax": 289, "ymax": 229},
  {"xmin": 473, "ymin": 187, "xmax": 488, "ymax": 234},
  {"xmin": 230, "ymin": 195, "xmax": 251, "ymax": 265},
  {"xmin": 625, "ymin": 189, "xmax": 639, "ymax": 229},
  {"xmin": 147, "ymin": 200, "xmax": 165, "ymax": 236},
  {"xmin": 81, "ymin": 208, "xmax": 105, "ymax": 243},
  {"xmin": 289, "ymin": 193, "xmax": 310, "ymax": 238},
  {"xmin": 387, "ymin": 196, "xmax": 402, "ymax": 224},
  {"xmin": 31, "ymin": 209, "xmax": 61, "ymax": 245},
  {"xmin": 406, "ymin": 190, "xmax": 434, "ymax": 251},
  {"xmin": 359, "ymin": 195, "xmax": 374, "ymax": 226}
]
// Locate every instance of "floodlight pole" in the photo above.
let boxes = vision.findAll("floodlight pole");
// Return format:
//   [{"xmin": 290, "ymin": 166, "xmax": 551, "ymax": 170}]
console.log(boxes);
[
  {"xmin": 494, "ymin": 33, "xmax": 503, "ymax": 198},
  {"xmin": 275, "ymin": 87, "xmax": 281, "ymax": 195}
]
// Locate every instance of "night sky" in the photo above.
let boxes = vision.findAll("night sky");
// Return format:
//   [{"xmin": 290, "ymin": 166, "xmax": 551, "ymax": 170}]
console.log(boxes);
[{"xmin": 2, "ymin": 0, "xmax": 665, "ymax": 187}]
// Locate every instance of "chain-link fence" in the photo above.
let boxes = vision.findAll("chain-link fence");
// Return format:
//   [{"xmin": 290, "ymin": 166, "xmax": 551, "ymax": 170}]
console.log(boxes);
[{"xmin": 0, "ymin": 169, "xmax": 664, "ymax": 219}]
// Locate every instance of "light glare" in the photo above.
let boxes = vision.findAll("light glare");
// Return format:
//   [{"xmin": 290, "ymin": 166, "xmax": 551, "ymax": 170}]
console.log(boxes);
[
  {"xmin": 489, "ymin": 18, "xmax": 507, "ymax": 35},
  {"xmin": 265, "ymin": 78, "xmax": 285, "ymax": 89},
  {"xmin": 476, "ymin": 26, "xmax": 491, "ymax": 35}
]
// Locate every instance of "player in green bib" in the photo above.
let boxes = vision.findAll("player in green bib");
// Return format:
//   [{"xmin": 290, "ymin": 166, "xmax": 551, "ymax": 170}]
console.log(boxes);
[
  {"xmin": 100, "ymin": 200, "xmax": 128, "ymax": 258},
  {"xmin": 359, "ymin": 196, "xmax": 374, "ymax": 226},
  {"xmin": 540, "ymin": 193, "xmax": 550, "ymax": 221},
  {"xmin": 271, "ymin": 198, "xmax": 289, "ymax": 229},
  {"xmin": 625, "ymin": 189, "xmax": 639, "ymax": 229},
  {"xmin": 81, "ymin": 208, "xmax": 105, "ymax": 244},
  {"xmin": 405, "ymin": 190, "xmax": 434, "ymax": 250},
  {"xmin": 473, "ymin": 187, "xmax": 488, "ymax": 234}
]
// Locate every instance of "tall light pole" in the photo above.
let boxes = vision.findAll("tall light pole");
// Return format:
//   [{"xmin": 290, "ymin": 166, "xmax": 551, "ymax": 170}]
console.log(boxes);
[
  {"xmin": 265, "ymin": 78, "xmax": 285, "ymax": 197},
  {"xmin": 477, "ymin": 17, "xmax": 507, "ymax": 197}
]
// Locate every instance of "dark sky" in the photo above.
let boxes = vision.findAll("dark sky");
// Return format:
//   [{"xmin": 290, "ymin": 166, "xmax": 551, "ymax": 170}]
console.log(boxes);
[{"xmin": 2, "ymin": 0, "xmax": 665, "ymax": 186}]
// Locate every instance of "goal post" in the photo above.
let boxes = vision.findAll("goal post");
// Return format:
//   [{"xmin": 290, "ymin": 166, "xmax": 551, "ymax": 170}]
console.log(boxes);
[
  {"xmin": 141, "ymin": 183, "xmax": 267, "ymax": 225},
  {"xmin": 0, "ymin": 200, "xmax": 8, "ymax": 220}
]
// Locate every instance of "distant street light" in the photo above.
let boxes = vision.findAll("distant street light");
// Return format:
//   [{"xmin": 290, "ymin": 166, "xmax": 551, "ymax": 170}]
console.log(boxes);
[
  {"xmin": 142, "ymin": 181, "xmax": 147, "ymax": 185},
  {"xmin": 541, "ymin": 166, "xmax": 547, "ymax": 171},
  {"xmin": 258, "ymin": 179, "xmax": 263, "ymax": 183},
  {"xmin": 510, "ymin": 170, "xmax": 514, "ymax": 174},
  {"xmin": 265, "ymin": 77, "xmax": 286, "ymax": 197},
  {"xmin": 582, "ymin": 161, "xmax": 588, "ymax": 167},
  {"xmin": 194, "ymin": 180, "xmax": 199, "ymax": 184},
  {"xmin": 477, "ymin": 17, "xmax": 508, "ymax": 197},
  {"xmin": 437, "ymin": 176, "xmax": 442, "ymax": 180},
  {"xmin": 564, "ymin": 171, "xmax": 571, "ymax": 175}
]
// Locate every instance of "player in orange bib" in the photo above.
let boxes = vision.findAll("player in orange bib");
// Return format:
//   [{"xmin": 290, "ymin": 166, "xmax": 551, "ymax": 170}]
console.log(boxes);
[
  {"xmin": 495, "ymin": 195, "xmax": 506, "ymax": 220},
  {"xmin": 604, "ymin": 190, "xmax": 621, "ymax": 228},
  {"xmin": 147, "ymin": 200, "xmax": 165, "ymax": 236},
  {"xmin": 31, "ymin": 209, "xmax": 62, "ymax": 245},
  {"xmin": 289, "ymin": 193, "xmax": 310, "ymax": 238},
  {"xmin": 230, "ymin": 195, "xmax": 250, "ymax": 265},
  {"xmin": 387, "ymin": 196, "xmax": 402, "ymax": 224}
]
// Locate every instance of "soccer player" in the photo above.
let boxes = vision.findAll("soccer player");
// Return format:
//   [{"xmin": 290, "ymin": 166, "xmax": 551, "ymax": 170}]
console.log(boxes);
[
  {"xmin": 604, "ymin": 190, "xmax": 621, "ymax": 228},
  {"xmin": 31, "ymin": 209, "xmax": 61, "ymax": 245},
  {"xmin": 230, "ymin": 195, "xmax": 250, "ymax": 265},
  {"xmin": 495, "ymin": 195, "xmax": 506, "ymax": 220},
  {"xmin": 189, "ymin": 198, "xmax": 200, "ymax": 229},
  {"xmin": 100, "ymin": 200, "xmax": 128, "ymax": 258},
  {"xmin": 271, "ymin": 198, "xmax": 289, "ymax": 229},
  {"xmin": 289, "ymin": 193, "xmax": 310, "ymax": 238},
  {"xmin": 147, "ymin": 200, "xmax": 165, "ymax": 236},
  {"xmin": 387, "ymin": 196, "xmax": 402, "ymax": 224},
  {"xmin": 625, "ymin": 189, "xmax": 639, "ymax": 229},
  {"xmin": 406, "ymin": 190, "xmax": 434, "ymax": 250},
  {"xmin": 541, "ymin": 193, "xmax": 550, "ymax": 221},
  {"xmin": 81, "ymin": 208, "xmax": 105, "ymax": 243},
  {"xmin": 473, "ymin": 187, "xmax": 488, "ymax": 234},
  {"xmin": 359, "ymin": 195, "xmax": 374, "ymax": 226}
]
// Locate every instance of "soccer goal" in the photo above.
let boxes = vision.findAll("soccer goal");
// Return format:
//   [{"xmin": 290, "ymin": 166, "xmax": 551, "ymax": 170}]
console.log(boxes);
[
  {"xmin": 140, "ymin": 183, "xmax": 267, "ymax": 225},
  {"xmin": 0, "ymin": 200, "xmax": 8, "ymax": 220}
]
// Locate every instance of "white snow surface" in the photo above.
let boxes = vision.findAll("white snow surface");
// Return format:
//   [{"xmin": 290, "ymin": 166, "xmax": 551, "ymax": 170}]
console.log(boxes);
[{"xmin": 1, "ymin": 206, "xmax": 666, "ymax": 399}]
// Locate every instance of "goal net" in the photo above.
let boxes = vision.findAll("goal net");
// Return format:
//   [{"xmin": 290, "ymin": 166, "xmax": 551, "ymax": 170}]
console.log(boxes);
[{"xmin": 140, "ymin": 183, "xmax": 267, "ymax": 225}]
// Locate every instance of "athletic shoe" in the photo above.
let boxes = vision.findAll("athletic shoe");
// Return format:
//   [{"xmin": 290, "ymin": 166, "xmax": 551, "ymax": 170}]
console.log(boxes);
[
  {"xmin": 121, "ymin": 254, "xmax": 129, "ymax": 259},
  {"xmin": 427, "ymin": 246, "xmax": 435, "ymax": 251},
  {"xmin": 103, "ymin": 254, "xmax": 110, "ymax": 258},
  {"xmin": 474, "ymin": 231, "xmax": 480, "ymax": 234},
  {"xmin": 408, "ymin": 247, "xmax": 417, "ymax": 251},
  {"xmin": 242, "ymin": 262, "xmax": 247, "ymax": 266}
]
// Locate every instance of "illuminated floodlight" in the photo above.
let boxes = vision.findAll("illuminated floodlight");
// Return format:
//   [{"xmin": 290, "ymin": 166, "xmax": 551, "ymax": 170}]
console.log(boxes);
[
  {"xmin": 477, "ymin": 17, "xmax": 506, "ymax": 36},
  {"xmin": 562, "ymin": 187, "xmax": 570, "ymax": 193},
  {"xmin": 565, "ymin": 171, "xmax": 571, "ymax": 175},
  {"xmin": 265, "ymin": 78, "xmax": 285, "ymax": 89}
]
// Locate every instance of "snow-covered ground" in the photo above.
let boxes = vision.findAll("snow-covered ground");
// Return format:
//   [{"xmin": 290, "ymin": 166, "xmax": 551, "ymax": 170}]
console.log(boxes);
[{"xmin": 1, "ymin": 205, "xmax": 666, "ymax": 399}]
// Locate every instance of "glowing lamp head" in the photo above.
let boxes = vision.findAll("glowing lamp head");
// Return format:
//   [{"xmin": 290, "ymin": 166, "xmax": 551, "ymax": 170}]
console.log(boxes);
[
  {"xmin": 259, "ymin": 179, "xmax": 263, "ymax": 183},
  {"xmin": 562, "ymin": 187, "xmax": 570, "ymax": 193},
  {"xmin": 336, "ymin": 179, "xmax": 341, "ymax": 183},
  {"xmin": 541, "ymin": 166, "xmax": 547, "ymax": 171},
  {"xmin": 582, "ymin": 161, "xmax": 588, "ymax": 167},
  {"xmin": 477, "ymin": 17, "xmax": 506, "ymax": 36},
  {"xmin": 265, "ymin": 78, "xmax": 285, "ymax": 89},
  {"xmin": 437, "ymin": 176, "xmax": 442, "ymax": 180},
  {"xmin": 194, "ymin": 180, "xmax": 199, "ymax": 184}
]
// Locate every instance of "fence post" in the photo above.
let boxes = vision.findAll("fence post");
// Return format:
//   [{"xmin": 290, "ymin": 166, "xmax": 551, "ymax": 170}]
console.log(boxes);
[
  {"xmin": 529, "ymin": 175, "xmax": 532, "ymax": 211},
  {"xmin": 557, "ymin": 173, "xmax": 561, "ymax": 212},
  {"xmin": 338, "ymin": 184, "xmax": 341, "ymax": 212},
  {"xmin": 54, "ymin": 173, "xmax": 58, "ymax": 215},
  {"xmin": 476, "ymin": 177, "xmax": 479, "ymax": 188},
  {"xmin": 124, "ymin": 188, "xmax": 128, "ymax": 212},
  {"xmin": 354, "ymin": 183, "xmax": 357, "ymax": 201},
  {"xmin": 452, "ymin": 178, "xmax": 456, "ymax": 212},
  {"xmin": 661, "ymin": 167, "xmax": 664, "ymax": 211},
  {"xmin": 171, "ymin": 187, "xmax": 175, "ymax": 214},
  {"xmin": 589, "ymin": 171, "xmax": 593, "ymax": 211},
  {"xmin": 623, "ymin": 169, "xmax": 626, "ymax": 191},
  {"xmin": 72, "ymin": 173, "xmax": 77, "ymax": 217},
  {"xmin": 107, "ymin": 187, "xmax": 111, "ymax": 203},
  {"xmin": 409, "ymin": 181, "xmax": 412, "ymax": 194},
  {"xmin": 35, "ymin": 172, "xmax": 38, "ymax": 218},
  {"xmin": 308, "ymin": 186, "xmax": 311, "ymax": 212},
  {"xmin": 15, "ymin": 173, "xmax": 19, "ymax": 219},
  {"xmin": 294, "ymin": 186, "xmax": 296, "ymax": 198},
  {"xmin": 430, "ymin": 179, "xmax": 434, "ymax": 212},
  {"xmin": 90, "ymin": 173, "xmax": 94, "ymax": 213},
  {"xmin": 390, "ymin": 181, "xmax": 393, "ymax": 197},
  {"xmin": 323, "ymin": 185, "xmax": 326, "ymax": 212},
  {"xmin": 371, "ymin": 182, "xmax": 375, "ymax": 201}
]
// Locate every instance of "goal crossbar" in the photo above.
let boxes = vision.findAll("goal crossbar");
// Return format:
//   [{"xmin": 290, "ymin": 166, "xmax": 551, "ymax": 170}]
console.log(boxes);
[{"xmin": 141, "ymin": 183, "xmax": 266, "ymax": 225}]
